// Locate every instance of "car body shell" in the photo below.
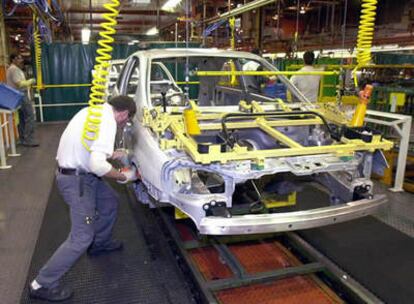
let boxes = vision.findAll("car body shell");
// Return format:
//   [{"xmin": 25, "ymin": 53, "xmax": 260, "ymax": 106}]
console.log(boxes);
[{"xmin": 116, "ymin": 48, "xmax": 390, "ymax": 235}]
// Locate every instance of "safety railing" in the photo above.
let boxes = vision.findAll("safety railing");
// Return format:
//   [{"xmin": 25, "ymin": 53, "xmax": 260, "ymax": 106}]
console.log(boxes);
[
  {"xmin": 365, "ymin": 110, "xmax": 412, "ymax": 192},
  {"xmin": 0, "ymin": 108, "xmax": 20, "ymax": 169}
]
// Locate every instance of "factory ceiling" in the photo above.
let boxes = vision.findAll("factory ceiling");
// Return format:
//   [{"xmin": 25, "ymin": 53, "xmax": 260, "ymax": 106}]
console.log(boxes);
[{"xmin": 2, "ymin": 0, "xmax": 414, "ymax": 54}]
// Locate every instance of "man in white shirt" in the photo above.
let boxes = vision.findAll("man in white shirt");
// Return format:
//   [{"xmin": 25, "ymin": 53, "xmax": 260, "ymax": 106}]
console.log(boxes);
[
  {"xmin": 242, "ymin": 48, "xmax": 263, "ymax": 93},
  {"xmin": 6, "ymin": 53, "xmax": 38, "ymax": 146},
  {"xmin": 290, "ymin": 51, "xmax": 321, "ymax": 103},
  {"xmin": 29, "ymin": 95, "xmax": 138, "ymax": 302}
]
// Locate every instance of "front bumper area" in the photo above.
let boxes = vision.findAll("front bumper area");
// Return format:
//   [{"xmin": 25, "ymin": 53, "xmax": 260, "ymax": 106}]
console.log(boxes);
[{"xmin": 198, "ymin": 194, "xmax": 387, "ymax": 235}]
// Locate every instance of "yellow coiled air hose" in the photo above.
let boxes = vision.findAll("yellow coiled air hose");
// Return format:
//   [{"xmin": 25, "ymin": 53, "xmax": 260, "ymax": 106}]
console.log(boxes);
[
  {"xmin": 229, "ymin": 17, "xmax": 235, "ymax": 50},
  {"xmin": 352, "ymin": 0, "xmax": 378, "ymax": 87},
  {"xmin": 33, "ymin": 15, "xmax": 43, "ymax": 90},
  {"xmin": 81, "ymin": 0, "xmax": 120, "ymax": 151}
]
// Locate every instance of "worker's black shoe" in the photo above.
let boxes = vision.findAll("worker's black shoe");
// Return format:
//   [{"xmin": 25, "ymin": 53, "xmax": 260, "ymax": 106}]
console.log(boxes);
[
  {"xmin": 29, "ymin": 284, "xmax": 73, "ymax": 302},
  {"xmin": 22, "ymin": 141, "xmax": 40, "ymax": 147},
  {"xmin": 87, "ymin": 240, "xmax": 123, "ymax": 256}
]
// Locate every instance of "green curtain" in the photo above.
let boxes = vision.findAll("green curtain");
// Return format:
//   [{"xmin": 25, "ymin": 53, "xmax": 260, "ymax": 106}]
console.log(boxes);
[{"xmin": 35, "ymin": 43, "xmax": 140, "ymax": 121}]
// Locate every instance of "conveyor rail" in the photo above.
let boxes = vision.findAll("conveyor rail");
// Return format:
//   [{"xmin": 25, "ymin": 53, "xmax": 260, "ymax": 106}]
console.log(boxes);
[{"xmin": 157, "ymin": 209, "xmax": 383, "ymax": 304}]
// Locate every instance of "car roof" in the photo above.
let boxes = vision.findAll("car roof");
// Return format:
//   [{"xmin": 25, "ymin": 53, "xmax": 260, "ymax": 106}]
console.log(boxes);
[{"xmin": 130, "ymin": 48, "xmax": 265, "ymax": 61}]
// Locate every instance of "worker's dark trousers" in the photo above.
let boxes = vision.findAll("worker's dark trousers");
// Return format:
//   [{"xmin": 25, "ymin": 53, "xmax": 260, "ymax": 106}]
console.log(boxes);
[
  {"xmin": 18, "ymin": 96, "xmax": 36, "ymax": 144},
  {"xmin": 35, "ymin": 172, "xmax": 119, "ymax": 288}
]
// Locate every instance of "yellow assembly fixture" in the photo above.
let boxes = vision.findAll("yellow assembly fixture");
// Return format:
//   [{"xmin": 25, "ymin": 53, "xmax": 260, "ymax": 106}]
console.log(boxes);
[
  {"xmin": 351, "ymin": 84, "xmax": 373, "ymax": 127},
  {"xmin": 196, "ymin": 71, "xmax": 338, "ymax": 77},
  {"xmin": 353, "ymin": 0, "xmax": 378, "ymax": 86},
  {"xmin": 183, "ymin": 108, "xmax": 201, "ymax": 136},
  {"xmin": 82, "ymin": 0, "xmax": 120, "ymax": 151},
  {"xmin": 33, "ymin": 15, "xmax": 43, "ymax": 90}
]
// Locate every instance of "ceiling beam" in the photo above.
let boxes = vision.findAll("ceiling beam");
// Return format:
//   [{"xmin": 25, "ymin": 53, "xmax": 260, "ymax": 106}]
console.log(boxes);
[
  {"xmin": 67, "ymin": 9, "xmax": 176, "ymax": 16},
  {"xmin": 6, "ymin": 19, "xmax": 157, "ymax": 25}
]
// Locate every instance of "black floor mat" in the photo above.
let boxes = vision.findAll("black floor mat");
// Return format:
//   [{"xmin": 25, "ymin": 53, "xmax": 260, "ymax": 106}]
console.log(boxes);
[
  {"xmin": 20, "ymin": 181, "xmax": 194, "ymax": 304},
  {"xmin": 297, "ymin": 188, "xmax": 414, "ymax": 304}
]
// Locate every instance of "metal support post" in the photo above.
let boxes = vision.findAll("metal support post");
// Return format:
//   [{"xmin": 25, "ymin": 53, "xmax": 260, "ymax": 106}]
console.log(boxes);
[
  {"xmin": 390, "ymin": 115, "xmax": 412, "ymax": 192},
  {"xmin": 0, "ymin": 108, "xmax": 20, "ymax": 169},
  {"xmin": 0, "ymin": 115, "xmax": 11, "ymax": 169},
  {"xmin": 365, "ymin": 110, "xmax": 412, "ymax": 192},
  {"xmin": 7, "ymin": 112, "xmax": 20, "ymax": 157}
]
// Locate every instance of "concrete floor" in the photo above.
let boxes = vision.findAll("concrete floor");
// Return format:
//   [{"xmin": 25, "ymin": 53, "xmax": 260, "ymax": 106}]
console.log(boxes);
[
  {"xmin": 0, "ymin": 122, "xmax": 413, "ymax": 304},
  {"xmin": 0, "ymin": 123, "xmax": 65, "ymax": 304}
]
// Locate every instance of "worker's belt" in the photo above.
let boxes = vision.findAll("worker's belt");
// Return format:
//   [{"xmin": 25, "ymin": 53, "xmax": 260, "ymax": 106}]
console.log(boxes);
[{"xmin": 57, "ymin": 167, "xmax": 99, "ymax": 178}]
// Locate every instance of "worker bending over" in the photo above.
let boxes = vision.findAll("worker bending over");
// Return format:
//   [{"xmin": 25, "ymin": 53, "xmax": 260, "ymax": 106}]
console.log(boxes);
[
  {"xmin": 29, "ymin": 95, "xmax": 138, "ymax": 302},
  {"xmin": 290, "ymin": 51, "xmax": 321, "ymax": 103}
]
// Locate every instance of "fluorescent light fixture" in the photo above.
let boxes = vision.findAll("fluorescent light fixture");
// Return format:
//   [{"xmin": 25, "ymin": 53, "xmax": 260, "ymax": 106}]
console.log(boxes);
[
  {"xmin": 161, "ymin": 0, "xmax": 182, "ymax": 12},
  {"xmin": 300, "ymin": 6, "xmax": 306, "ymax": 14},
  {"xmin": 128, "ymin": 39, "xmax": 140, "ymax": 45},
  {"xmin": 146, "ymin": 27, "xmax": 159, "ymax": 36},
  {"xmin": 81, "ymin": 27, "xmax": 91, "ymax": 44}
]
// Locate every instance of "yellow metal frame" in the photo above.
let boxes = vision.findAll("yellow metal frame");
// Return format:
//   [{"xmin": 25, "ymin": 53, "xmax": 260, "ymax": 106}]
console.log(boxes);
[
  {"xmin": 175, "ymin": 208, "xmax": 189, "ymax": 219},
  {"xmin": 196, "ymin": 71, "xmax": 338, "ymax": 77},
  {"xmin": 262, "ymin": 192, "xmax": 297, "ymax": 208},
  {"xmin": 34, "ymin": 83, "xmax": 92, "ymax": 89},
  {"xmin": 143, "ymin": 106, "xmax": 393, "ymax": 165},
  {"xmin": 287, "ymin": 64, "xmax": 414, "ymax": 70}
]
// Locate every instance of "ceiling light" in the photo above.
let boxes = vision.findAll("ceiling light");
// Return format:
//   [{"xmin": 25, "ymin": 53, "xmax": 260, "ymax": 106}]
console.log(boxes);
[
  {"xmin": 146, "ymin": 27, "xmax": 159, "ymax": 36},
  {"xmin": 300, "ymin": 6, "xmax": 306, "ymax": 14},
  {"xmin": 81, "ymin": 27, "xmax": 91, "ymax": 44},
  {"xmin": 272, "ymin": 14, "xmax": 278, "ymax": 20},
  {"xmin": 161, "ymin": 0, "xmax": 182, "ymax": 12}
]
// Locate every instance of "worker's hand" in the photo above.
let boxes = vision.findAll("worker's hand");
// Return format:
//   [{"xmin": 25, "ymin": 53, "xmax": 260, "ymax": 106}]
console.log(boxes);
[
  {"xmin": 111, "ymin": 149, "xmax": 128, "ymax": 161},
  {"xmin": 117, "ymin": 167, "xmax": 139, "ymax": 184},
  {"xmin": 111, "ymin": 149, "xmax": 130, "ymax": 167},
  {"xmin": 19, "ymin": 78, "xmax": 36, "ymax": 88}
]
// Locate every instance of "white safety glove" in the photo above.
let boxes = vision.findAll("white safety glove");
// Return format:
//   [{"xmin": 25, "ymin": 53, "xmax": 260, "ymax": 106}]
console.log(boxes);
[
  {"xmin": 19, "ymin": 78, "xmax": 36, "ymax": 88},
  {"xmin": 117, "ymin": 167, "xmax": 139, "ymax": 184}
]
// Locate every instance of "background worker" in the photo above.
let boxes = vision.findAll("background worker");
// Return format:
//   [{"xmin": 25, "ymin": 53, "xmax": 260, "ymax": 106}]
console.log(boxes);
[
  {"xmin": 290, "ymin": 51, "xmax": 321, "ymax": 103},
  {"xmin": 29, "ymin": 95, "xmax": 138, "ymax": 302},
  {"xmin": 243, "ymin": 48, "xmax": 264, "ymax": 93},
  {"xmin": 6, "ymin": 53, "xmax": 38, "ymax": 147}
]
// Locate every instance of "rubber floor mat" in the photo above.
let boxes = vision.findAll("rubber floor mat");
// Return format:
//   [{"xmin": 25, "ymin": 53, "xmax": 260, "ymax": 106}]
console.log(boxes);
[
  {"xmin": 20, "ymin": 181, "xmax": 193, "ymax": 304},
  {"xmin": 299, "ymin": 216, "xmax": 414, "ymax": 304}
]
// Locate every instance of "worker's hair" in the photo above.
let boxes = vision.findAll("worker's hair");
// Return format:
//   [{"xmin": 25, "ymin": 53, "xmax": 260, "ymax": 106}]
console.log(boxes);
[
  {"xmin": 252, "ymin": 48, "xmax": 261, "ymax": 56},
  {"xmin": 108, "ymin": 95, "xmax": 137, "ymax": 118},
  {"xmin": 303, "ymin": 51, "xmax": 315, "ymax": 65},
  {"xmin": 9, "ymin": 53, "xmax": 19, "ymax": 63}
]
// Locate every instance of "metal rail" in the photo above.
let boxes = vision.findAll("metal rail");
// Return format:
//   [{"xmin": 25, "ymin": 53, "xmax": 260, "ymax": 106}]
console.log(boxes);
[
  {"xmin": 365, "ymin": 110, "xmax": 412, "ymax": 192},
  {"xmin": 152, "ymin": 202, "xmax": 384, "ymax": 303},
  {"xmin": 0, "ymin": 108, "xmax": 20, "ymax": 169},
  {"xmin": 204, "ymin": 0, "xmax": 277, "ymax": 25}
]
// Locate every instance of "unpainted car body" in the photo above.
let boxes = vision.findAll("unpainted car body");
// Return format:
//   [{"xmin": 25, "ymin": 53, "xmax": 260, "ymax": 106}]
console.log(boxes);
[{"xmin": 116, "ymin": 48, "xmax": 392, "ymax": 235}]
